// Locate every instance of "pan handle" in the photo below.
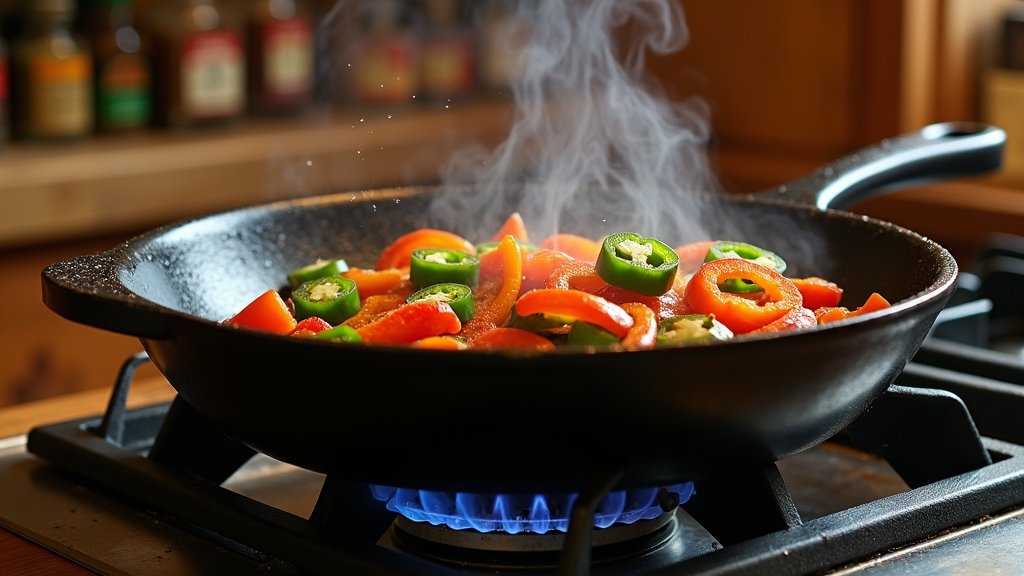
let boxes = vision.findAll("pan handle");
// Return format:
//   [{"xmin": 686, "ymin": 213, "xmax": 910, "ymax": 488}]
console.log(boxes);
[
  {"xmin": 754, "ymin": 122, "xmax": 1006, "ymax": 211},
  {"xmin": 41, "ymin": 249, "xmax": 172, "ymax": 340}
]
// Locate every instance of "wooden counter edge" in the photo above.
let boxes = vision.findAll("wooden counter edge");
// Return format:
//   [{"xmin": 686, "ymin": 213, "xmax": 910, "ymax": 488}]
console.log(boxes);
[{"xmin": 0, "ymin": 378, "xmax": 176, "ymax": 439}]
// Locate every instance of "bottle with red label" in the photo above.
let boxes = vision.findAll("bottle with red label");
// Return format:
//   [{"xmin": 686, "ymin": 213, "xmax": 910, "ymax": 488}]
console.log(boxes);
[
  {"xmin": 89, "ymin": 0, "xmax": 152, "ymax": 133},
  {"xmin": 149, "ymin": 0, "xmax": 246, "ymax": 128},
  {"xmin": 11, "ymin": 0, "xmax": 94, "ymax": 141},
  {"xmin": 247, "ymin": 0, "xmax": 315, "ymax": 116}
]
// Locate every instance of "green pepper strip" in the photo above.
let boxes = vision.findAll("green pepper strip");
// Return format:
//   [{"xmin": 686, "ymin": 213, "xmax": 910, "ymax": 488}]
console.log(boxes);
[
  {"xmin": 409, "ymin": 248, "xmax": 480, "ymax": 289},
  {"xmin": 315, "ymin": 324, "xmax": 363, "ymax": 343},
  {"xmin": 704, "ymin": 241, "xmax": 787, "ymax": 294},
  {"xmin": 595, "ymin": 232, "xmax": 679, "ymax": 296},
  {"xmin": 567, "ymin": 321, "xmax": 620, "ymax": 346},
  {"xmin": 407, "ymin": 282, "xmax": 476, "ymax": 323},
  {"xmin": 656, "ymin": 314, "xmax": 734, "ymax": 347},
  {"xmin": 287, "ymin": 258, "xmax": 349, "ymax": 289},
  {"xmin": 291, "ymin": 276, "xmax": 361, "ymax": 325}
]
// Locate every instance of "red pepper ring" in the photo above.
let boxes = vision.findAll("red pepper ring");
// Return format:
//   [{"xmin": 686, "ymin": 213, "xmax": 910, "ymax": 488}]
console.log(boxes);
[{"xmin": 682, "ymin": 259, "xmax": 802, "ymax": 334}]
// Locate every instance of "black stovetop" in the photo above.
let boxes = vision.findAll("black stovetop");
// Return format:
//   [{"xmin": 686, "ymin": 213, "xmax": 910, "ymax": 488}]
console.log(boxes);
[{"xmin": 8, "ymin": 233, "xmax": 1024, "ymax": 576}]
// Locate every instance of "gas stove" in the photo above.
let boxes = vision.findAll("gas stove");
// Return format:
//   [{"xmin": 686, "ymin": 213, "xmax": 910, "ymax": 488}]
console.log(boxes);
[{"xmin": 1, "ymin": 234, "xmax": 1022, "ymax": 575}]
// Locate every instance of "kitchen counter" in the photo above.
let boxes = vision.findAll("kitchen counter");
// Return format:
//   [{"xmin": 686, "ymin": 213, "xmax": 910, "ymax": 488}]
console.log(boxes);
[{"xmin": 0, "ymin": 377, "xmax": 176, "ymax": 575}]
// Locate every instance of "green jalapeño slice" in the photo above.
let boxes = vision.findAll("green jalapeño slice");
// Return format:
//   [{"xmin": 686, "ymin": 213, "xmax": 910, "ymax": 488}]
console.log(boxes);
[
  {"xmin": 595, "ymin": 232, "xmax": 679, "ymax": 296},
  {"xmin": 409, "ymin": 248, "xmax": 480, "ymax": 289}
]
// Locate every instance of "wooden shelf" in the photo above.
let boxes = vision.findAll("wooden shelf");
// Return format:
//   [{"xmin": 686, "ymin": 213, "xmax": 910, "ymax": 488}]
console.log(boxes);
[{"xmin": 0, "ymin": 99, "xmax": 517, "ymax": 249}]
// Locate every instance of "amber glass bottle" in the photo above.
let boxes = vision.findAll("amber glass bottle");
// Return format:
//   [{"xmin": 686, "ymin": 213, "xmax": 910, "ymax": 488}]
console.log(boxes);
[
  {"xmin": 89, "ymin": 0, "xmax": 152, "ymax": 133},
  {"xmin": 247, "ymin": 0, "xmax": 315, "ymax": 116},
  {"xmin": 11, "ymin": 0, "xmax": 94, "ymax": 141},
  {"xmin": 149, "ymin": 0, "xmax": 245, "ymax": 128}
]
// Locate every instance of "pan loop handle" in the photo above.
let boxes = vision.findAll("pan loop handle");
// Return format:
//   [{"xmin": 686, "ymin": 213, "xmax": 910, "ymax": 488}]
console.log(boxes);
[{"xmin": 754, "ymin": 122, "xmax": 1006, "ymax": 211}]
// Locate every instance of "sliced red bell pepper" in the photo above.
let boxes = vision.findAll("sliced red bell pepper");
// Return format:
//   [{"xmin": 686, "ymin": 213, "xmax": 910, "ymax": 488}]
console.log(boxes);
[
  {"xmin": 375, "ymin": 228, "xmax": 477, "ymax": 270},
  {"xmin": 620, "ymin": 302, "xmax": 658, "ymax": 349},
  {"xmin": 290, "ymin": 316, "xmax": 333, "ymax": 337},
  {"xmin": 521, "ymin": 248, "xmax": 576, "ymax": 292},
  {"xmin": 673, "ymin": 240, "xmax": 717, "ymax": 273},
  {"xmin": 683, "ymin": 259, "xmax": 802, "ymax": 334},
  {"xmin": 538, "ymin": 233, "xmax": 602, "ymax": 262},
  {"xmin": 470, "ymin": 327, "xmax": 556, "ymax": 350},
  {"xmin": 342, "ymin": 293, "xmax": 407, "ymax": 329},
  {"xmin": 816, "ymin": 292, "xmax": 892, "ymax": 325},
  {"xmin": 791, "ymin": 276, "xmax": 844, "ymax": 310},
  {"xmin": 226, "ymin": 290, "xmax": 297, "ymax": 334},
  {"xmin": 515, "ymin": 288, "xmax": 634, "ymax": 338},
  {"xmin": 356, "ymin": 300, "xmax": 462, "ymax": 345},
  {"xmin": 490, "ymin": 212, "xmax": 530, "ymax": 243},
  {"xmin": 545, "ymin": 260, "xmax": 608, "ymax": 293},
  {"xmin": 748, "ymin": 306, "xmax": 817, "ymax": 334}
]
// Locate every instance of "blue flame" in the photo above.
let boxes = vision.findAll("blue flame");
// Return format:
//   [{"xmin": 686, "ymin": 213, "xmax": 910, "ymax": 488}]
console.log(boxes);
[{"xmin": 371, "ymin": 483, "xmax": 694, "ymax": 534}]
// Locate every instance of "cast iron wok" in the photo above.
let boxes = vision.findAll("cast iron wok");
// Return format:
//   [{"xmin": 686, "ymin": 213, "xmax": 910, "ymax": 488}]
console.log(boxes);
[{"xmin": 41, "ymin": 122, "xmax": 1004, "ymax": 493}]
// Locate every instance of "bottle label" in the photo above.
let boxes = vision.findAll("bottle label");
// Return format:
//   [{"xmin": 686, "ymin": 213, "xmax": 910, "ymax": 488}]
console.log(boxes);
[
  {"xmin": 262, "ymin": 18, "xmax": 313, "ymax": 100},
  {"xmin": 98, "ymin": 53, "xmax": 151, "ymax": 129},
  {"xmin": 353, "ymin": 37, "xmax": 418, "ymax": 104},
  {"xmin": 28, "ymin": 54, "xmax": 92, "ymax": 136},
  {"xmin": 181, "ymin": 30, "xmax": 244, "ymax": 119},
  {"xmin": 421, "ymin": 36, "xmax": 476, "ymax": 97}
]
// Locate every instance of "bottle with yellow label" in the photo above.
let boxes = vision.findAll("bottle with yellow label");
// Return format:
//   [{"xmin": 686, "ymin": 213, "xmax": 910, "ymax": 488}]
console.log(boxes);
[{"xmin": 11, "ymin": 0, "xmax": 95, "ymax": 141}]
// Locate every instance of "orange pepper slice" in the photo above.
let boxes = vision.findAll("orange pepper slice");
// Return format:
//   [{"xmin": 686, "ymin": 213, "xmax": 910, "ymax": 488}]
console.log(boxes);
[
  {"xmin": 683, "ymin": 259, "xmax": 802, "ymax": 334},
  {"xmin": 342, "ymin": 293, "xmax": 407, "ymax": 329},
  {"xmin": 545, "ymin": 260, "xmax": 608, "ymax": 293},
  {"xmin": 620, "ymin": 302, "xmax": 658, "ymax": 349},
  {"xmin": 539, "ymin": 233, "xmax": 602, "ymax": 262},
  {"xmin": 342, "ymin": 267, "xmax": 410, "ymax": 298},
  {"xmin": 816, "ymin": 292, "xmax": 891, "ymax": 325},
  {"xmin": 461, "ymin": 234, "xmax": 524, "ymax": 341},
  {"xmin": 375, "ymin": 228, "xmax": 476, "ymax": 270},
  {"xmin": 490, "ymin": 212, "xmax": 530, "ymax": 243},
  {"xmin": 515, "ymin": 288, "xmax": 633, "ymax": 338},
  {"xmin": 226, "ymin": 290, "xmax": 297, "ymax": 334},
  {"xmin": 790, "ymin": 276, "xmax": 844, "ymax": 310},
  {"xmin": 673, "ymin": 240, "xmax": 717, "ymax": 273},
  {"xmin": 521, "ymin": 249, "xmax": 576, "ymax": 293},
  {"xmin": 411, "ymin": 335, "xmax": 469, "ymax": 350}
]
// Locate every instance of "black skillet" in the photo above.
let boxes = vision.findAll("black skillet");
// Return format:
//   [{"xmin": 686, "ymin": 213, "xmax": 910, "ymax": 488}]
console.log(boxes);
[{"xmin": 40, "ymin": 122, "xmax": 1004, "ymax": 493}]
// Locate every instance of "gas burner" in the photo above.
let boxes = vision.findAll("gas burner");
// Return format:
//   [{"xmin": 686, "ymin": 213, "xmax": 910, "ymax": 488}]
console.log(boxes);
[{"xmin": 371, "ymin": 483, "xmax": 692, "ymax": 535}]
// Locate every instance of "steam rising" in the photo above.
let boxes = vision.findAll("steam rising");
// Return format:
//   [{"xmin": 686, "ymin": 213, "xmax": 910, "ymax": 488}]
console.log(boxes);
[{"xmin": 433, "ymin": 0, "xmax": 720, "ymax": 243}]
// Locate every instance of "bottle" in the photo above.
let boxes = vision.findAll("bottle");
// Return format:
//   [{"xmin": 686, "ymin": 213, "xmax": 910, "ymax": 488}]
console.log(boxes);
[
  {"xmin": 419, "ymin": 0, "xmax": 476, "ymax": 101},
  {"xmin": 11, "ymin": 0, "xmax": 94, "ymax": 141},
  {"xmin": 149, "ymin": 0, "xmax": 245, "ymax": 128},
  {"xmin": 348, "ymin": 0, "xmax": 418, "ymax": 107},
  {"xmin": 246, "ymin": 0, "xmax": 315, "ymax": 116},
  {"xmin": 478, "ymin": 0, "xmax": 531, "ymax": 94},
  {"xmin": 0, "ymin": 34, "xmax": 9, "ymax": 146},
  {"xmin": 89, "ymin": 0, "xmax": 152, "ymax": 133}
]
